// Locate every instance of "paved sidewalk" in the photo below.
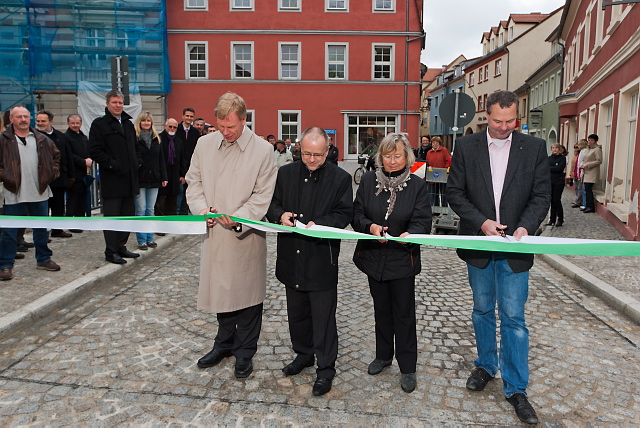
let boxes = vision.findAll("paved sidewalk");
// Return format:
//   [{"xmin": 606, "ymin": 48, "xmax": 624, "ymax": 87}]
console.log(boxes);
[
  {"xmin": 0, "ymin": 228, "xmax": 183, "ymax": 339},
  {"xmin": 539, "ymin": 189, "xmax": 640, "ymax": 324}
]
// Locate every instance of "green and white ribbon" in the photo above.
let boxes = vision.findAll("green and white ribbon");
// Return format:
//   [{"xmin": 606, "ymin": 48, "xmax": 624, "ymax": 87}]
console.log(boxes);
[{"xmin": 0, "ymin": 214, "xmax": 639, "ymax": 257}]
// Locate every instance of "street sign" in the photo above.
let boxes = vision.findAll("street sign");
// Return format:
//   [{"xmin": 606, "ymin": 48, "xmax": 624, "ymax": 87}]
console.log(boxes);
[
  {"xmin": 111, "ymin": 56, "xmax": 130, "ymax": 105},
  {"xmin": 439, "ymin": 92, "xmax": 475, "ymax": 128}
]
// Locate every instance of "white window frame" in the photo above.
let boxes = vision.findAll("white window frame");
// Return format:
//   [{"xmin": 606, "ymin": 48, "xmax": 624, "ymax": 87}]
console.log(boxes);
[
  {"xmin": 230, "ymin": 0, "xmax": 254, "ymax": 11},
  {"xmin": 344, "ymin": 114, "xmax": 399, "ymax": 157},
  {"xmin": 185, "ymin": 41, "xmax": 208, "ymax": 79},
  {"xmin": 279, "ymin": 110, "xmax": 302, "ymax": 141},
  {"xmin": 185, "ymin": 0, "xmax": 207, "ymax": 10},
  {"xmin": 468, "ymin": 72, "xmax": 475, "ymax": 87},
  {"xmin": 373, "ymin": 0, "xmax": 395, "ymax": 12},
  {"xmin": 325, "ymin": 43, "xmax": 348, "ymax": 80},
  {"xmin": 231, "ymin": 42, "xmax": 254, "ymax": 80},
  {"xmin": 495, "ymin": 59, "xmax": 501, "ymax": 76},
  {"xmin": 245, "ymin": 110, "xmax": 255, "ymax": 131},
  {"xmin": 279, "ymin": 42, "xmax": 301, "ymax": 80},
  {"xmin": 279, "ymin": 0, "xmax": 301, "ymax": 11},
  {"xmin": 326, "ymin": 0, "xmax": 348, "ymax": 12},
  {"xmin": 372, "ymin": 43, "xmax": 394, "ymax": 81}
]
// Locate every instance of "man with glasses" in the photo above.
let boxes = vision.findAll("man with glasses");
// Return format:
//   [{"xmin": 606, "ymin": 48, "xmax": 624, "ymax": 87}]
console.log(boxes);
[
  {"xmin": 155, "ymin": 118, "xmax": 187, "ymax": 217},
  {"xmin": 267, "ymin": 127, "xmax": 353, "ymax": 396}
]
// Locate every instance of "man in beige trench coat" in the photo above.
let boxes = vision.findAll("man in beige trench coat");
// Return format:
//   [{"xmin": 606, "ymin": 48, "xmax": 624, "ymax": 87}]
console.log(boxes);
[{"xmin": 186, "ymin": 92, "xmax": 277, "ymax": 379}]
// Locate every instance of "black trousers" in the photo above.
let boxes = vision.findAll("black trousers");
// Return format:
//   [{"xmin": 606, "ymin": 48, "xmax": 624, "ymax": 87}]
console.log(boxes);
[
  {"xmin": 214, "ymin": 302, "xmax": 263, "ymax": 359},
  {"xmin": 286, "ymin": 286, "xmax": 338, "ymax": 379},
  {"xmin": 102, "ymin": 196, "xmax": 134, "ymax": 256},
  {"xmin": 66, "ymin": 186, "xmax": 87, "ymax": 218},
  {"xmin": 584, "ymin": 182, "xmax": 595, "ymax": 210},
  {"xmin": 49, "ymin": 187, "xmax": 66, "ymax": 234},
  {"xmin": 368, "ymin": 276, "xmax": 417, "ymax": 374},
  {"xmin": 549, "ymin": 183, "xmax": 564, "ymax": 223},
  {"xmin": 155, "ymin": 194, "xmax": 178, "ymax": 216}
]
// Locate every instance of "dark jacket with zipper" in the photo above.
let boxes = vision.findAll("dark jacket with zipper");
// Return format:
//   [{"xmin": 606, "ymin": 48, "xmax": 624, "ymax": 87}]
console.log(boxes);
[
  {"xmin": 352, "ymin": 169, "xmax": 431, "ymax": 282},
  {"xmin": 266, "ymin": 160, "xmax": 353, "ymax": 292},
  {"xmin": 549, "ymin": 153, "xmax": 566, "ymax": 186},
  {"xmin": 0, "ymin": 124, "xmax": 60, "ymax": 195},
  {"xmin": 38, "ymin": 128, "xmax": 74, "ymax": 189},
  {"xmin": 137, "ymin": 134, "xmax": 168, "ymax": 188},
  {"xmin": 89, "ymin": 108, "xmax": 141, "ymax": 199}
]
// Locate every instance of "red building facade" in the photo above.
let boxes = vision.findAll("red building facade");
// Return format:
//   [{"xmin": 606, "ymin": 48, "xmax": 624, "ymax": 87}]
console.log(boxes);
[
  {"xmin": 166, "ymin": 0, "xmax": 424, "ymax": 161},
  {"xmin": 557, "ymin": 1, "xmax": 640, "ymax": 239}
]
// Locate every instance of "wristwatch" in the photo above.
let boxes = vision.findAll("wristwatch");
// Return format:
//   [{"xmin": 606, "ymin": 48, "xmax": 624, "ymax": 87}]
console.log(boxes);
[{"xmin": 232, "ymin": 224, "xmax": 242, "ymax": 233}]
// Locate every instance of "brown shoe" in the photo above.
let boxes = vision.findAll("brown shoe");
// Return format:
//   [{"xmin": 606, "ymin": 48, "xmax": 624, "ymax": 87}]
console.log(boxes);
[
  {"xmin": 37, "ymin": 260, "xmax": 61, "ymax": 271},
  {"xmin": 0, "ymin": 267, "xmax": 13, "ymax": 281}
]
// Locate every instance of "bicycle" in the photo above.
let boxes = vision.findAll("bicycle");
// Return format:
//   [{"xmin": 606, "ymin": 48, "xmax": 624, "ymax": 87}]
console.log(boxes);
[{"xmin": 353, "ymin": 155, "xmax": 368, "ymax": 185}]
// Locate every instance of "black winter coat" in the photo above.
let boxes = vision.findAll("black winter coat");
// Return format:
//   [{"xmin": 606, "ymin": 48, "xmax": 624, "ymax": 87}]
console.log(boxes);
[
  {"xmin": 352, "ymin": 170, "xmax": 431, "ymax": 282},
  {"xmin": 39, "ymin": 128, "xmax": 74, "ymax": 188},
  {"xmin": 177, "ymin": 123, "xmax": 200, "ymax": 166},
  {"xmin": 89, "ymin": 108, "xmax": 141, "ymax": 199},
  {"xmin": 158, "ymin": 130, "xmax": 188, "ymax": 196},
  {"xmin": 549, "ymin": 153, "xmax": 566, "ymax": 186},
  {"xmin": 137, "ymin": 134, "xmax": 168, "ymax": 188},
  {"xmin": 65, "ymin": 128, "xmax": 90, "ymax": 181},
  {"xmin": 266, "ymin": 161, "xmax": 353, "ymax": 291}
]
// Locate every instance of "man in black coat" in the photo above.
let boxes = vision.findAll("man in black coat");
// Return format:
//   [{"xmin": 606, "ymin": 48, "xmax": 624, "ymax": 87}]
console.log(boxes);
[
  {"xmin": 35, "ymin": 110, "xmax": 75, "ymax": 238},
  {"xmin": 64, "ymin": 114, "xmax": 93, "ymax": 221},
  {"xmin": 445, "ymin": 91, "xmax": 550, "ymax": 425},
  {"xmin": 89, "ymin": 90, "xmax": 142, "ymax": 264},
  {"xmin": 266, "ymin": 127, "xmax": 353, "ymax": 397},
  {"xmin": 176, "ymin": 107, "xmax": 200, "ymax": 215},
  {"xmin": 155, "ymin": 118, "xmax": 187, "ymax": 216}
]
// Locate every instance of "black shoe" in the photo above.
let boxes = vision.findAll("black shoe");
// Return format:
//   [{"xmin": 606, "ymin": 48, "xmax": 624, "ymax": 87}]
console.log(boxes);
[
  {"xmin": 282, "ymin": 358, "xmax": 314, "ymax": 376},
  {"xmin": 555, "ymin": 220, "xmax": 563, "ymax": 227},
  {"xmin": 582, "ymin": 208, "xmax": 595, "ymax": 213},
  {"xmin": 105, "ymin": 254, "xmax": 127, "ymax": 264},
  {"xmin": 16, "ymin": 244, "xmax": 29, "ymax": 253},
  {"xmin": 234, "ymin": 357, "xmax": 253, "ymax": 378},
  {"xmin": 51, "ymin": 231, "xmax": 72, "ymax": 238},
  {"xmin": 14, "ymin": 253, "xmax": 25, "ymax": 260},
  {"xmin": 312, "ymin": 377, "xmax": 332, "ymax": 396},
  {"xmin": 466, "ymin": 367, "xmax": 494, "ymax": 391},
  {"xmin": 506, "ymin": 393, "xmax": 539, "ymax": 424},
  {"xmin": 118, "ymin": 249, "xmax": 140, "ymax": 258},
  {"xmin": 544, "ymin": 221, "xmax": 554, "ymax": 226},
  {"xmin": 368, "ymin": 358, "xmax": 392, "ymax": 375},
  {"xmin": 23, "ymin": 242, "xmax": 35, "ymax": 248},
  {"xmin": 571, "ymin": 203, "xmax": 580, "ymax": 208},
  {"xmin": 197, "ymin": 348, "xmax": 232, "ymax": 368},
  {"xmin": 69, "ymin": 229, "xmax": 83, "ymax": 233},
  {"xmin": 401, "ymin": 373, "xmax": 417, "ymax": 393}
]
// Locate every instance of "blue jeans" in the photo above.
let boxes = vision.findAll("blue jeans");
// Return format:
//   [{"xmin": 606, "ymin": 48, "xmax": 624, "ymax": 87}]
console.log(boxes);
[
  {"xmin": 467, "ymin": 253, "xmax": 529, "ymax": 397},
  {"xmin": 0, "ymin": 200, "xmax": 52, "ymax": 268},
  {"xmin": 134, "ymin": 187, "xmax": 159, "ymax": 244}
]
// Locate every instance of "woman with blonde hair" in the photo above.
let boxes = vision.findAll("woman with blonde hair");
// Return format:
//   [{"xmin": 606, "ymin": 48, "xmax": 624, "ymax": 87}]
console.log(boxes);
[
  {"xmin": 352, "ymin": 133, "xmax": 431, "ymax": 394},
  {"xmin": 570, "ymin": 139, "xmax": 588, "ymax": 208},
  {"xmin": 134, "ymin": 112, "xmax": 167, "ymax": 250}
]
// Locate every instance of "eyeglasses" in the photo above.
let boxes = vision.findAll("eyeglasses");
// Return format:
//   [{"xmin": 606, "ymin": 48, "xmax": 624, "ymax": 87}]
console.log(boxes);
[
  {"xmin": 302, "ymin": 152, "xmax": 326, "ymax": 158},
  {"xmin": 167, "ymin": 125, "xmax": 177, "ymax": 129},
  {"xmin": 382, "ymin": 154, "xmax": 405, "ymax": 161},
  {"xmin": 573, "ymin": 146, "xmax": 579, "ymax": 149}
]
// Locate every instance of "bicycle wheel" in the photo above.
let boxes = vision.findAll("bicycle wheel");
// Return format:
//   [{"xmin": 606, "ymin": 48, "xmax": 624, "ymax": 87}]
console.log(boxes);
[{"xmin": 353, "ymin": 167, "xmax": 364, "ymax": 185}]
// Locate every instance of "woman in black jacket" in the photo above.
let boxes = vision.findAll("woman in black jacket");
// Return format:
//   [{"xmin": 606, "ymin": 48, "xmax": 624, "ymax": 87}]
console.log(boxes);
[
  {"xmin": 134, "ymin": 112, "xmax": 167, "ymax": 250},
  {"xmin": 352, "ymin": 133, "xmax": 431, "ymax": 394},
  {"xmin": 546, "ymin": 143, "xmax": 567, "ymax": 227}
]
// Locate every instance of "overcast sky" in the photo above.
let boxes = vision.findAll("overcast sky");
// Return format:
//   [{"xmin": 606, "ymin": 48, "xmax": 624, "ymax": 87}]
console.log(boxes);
[{"xmin": 421, "ymin": 0, "xmax": 566, "ymax": 69}]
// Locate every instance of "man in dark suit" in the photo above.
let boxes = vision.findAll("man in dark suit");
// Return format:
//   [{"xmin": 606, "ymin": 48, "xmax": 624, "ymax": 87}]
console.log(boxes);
[
  {"xmin": 89, "ymin": 90, "xmax": 142, "ymax": 264},
  {"xmin": 155, "ymin": 118, "xmax": 187, "ymax": 216},
  {"xmin": 176, "ymin": 107, "xmax": 200, "ymax": 215},
  {"xmin": 446, "ymin": 91, "xmax": 550, "ymax": 425},
  {"xmin": 64, "ymin": 114, "xmax": 93, "ymax": 221},
  {"xmin": 266, "ymin": 127, "xmax": 353, "ymax": 397}
]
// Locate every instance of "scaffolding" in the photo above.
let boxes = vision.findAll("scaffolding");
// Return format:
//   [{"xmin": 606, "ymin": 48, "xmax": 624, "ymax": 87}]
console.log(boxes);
[{"xmin": 0, "ymin": 0, "xmax": 170, "ymax": 112}]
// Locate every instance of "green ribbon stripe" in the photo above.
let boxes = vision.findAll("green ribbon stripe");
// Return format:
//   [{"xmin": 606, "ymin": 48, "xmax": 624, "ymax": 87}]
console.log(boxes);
[{"xmin": 0, "ymin": 214, "xmax": 638, "ymax": 257}]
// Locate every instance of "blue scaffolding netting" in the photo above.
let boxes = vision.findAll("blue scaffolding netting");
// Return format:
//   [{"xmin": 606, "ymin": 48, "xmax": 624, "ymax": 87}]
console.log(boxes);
[{"xmin": 0, "ymin": 0, "xmax": 170, "ymax": 111}]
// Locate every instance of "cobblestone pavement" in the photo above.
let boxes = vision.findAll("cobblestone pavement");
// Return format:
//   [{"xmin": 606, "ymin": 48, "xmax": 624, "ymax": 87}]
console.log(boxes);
[
  {"xmin": 1, "ymin": 234, "xmax": 639, "ymax": 425},
  {"xmin": 543, "ymin": 189, "xmax": 640, "ymax": 301}
]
